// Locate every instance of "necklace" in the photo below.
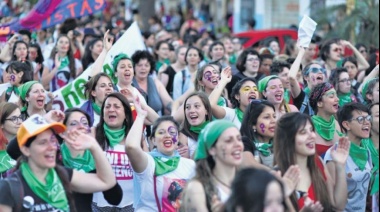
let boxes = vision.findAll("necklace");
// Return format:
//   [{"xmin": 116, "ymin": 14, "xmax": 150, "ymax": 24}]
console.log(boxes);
[{"xmin": 212, "ymin": 173, "xmax": 231, "ymax": 188}]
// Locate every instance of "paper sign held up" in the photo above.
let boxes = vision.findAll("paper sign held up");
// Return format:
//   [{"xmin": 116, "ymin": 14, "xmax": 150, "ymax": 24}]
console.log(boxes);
[{"xmin": 298, "ymin": 15, "xmax": 317, "ymax": 48}]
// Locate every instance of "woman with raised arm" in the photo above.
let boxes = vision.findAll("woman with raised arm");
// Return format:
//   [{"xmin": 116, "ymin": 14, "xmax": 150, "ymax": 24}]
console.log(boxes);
[
  {"xmin": 275, "ymin": 112, "xmax": 349, "ymax": 211},
  {"xmin": 125, "ymin": 97, "xmax": 195, "ymax": 211},
  {"xmin": 209, "ymin": 67, "xmax": 259, "ymax": 129},
  {"xmin": 0, "ymin": 114, "xmax": 116, "ymax": 212}
]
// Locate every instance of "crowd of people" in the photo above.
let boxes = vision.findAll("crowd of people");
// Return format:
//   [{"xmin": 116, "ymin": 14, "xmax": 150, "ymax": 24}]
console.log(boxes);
[{"xmin": 0, "ymin": 6, "xmax": 379, "ymax": 212}]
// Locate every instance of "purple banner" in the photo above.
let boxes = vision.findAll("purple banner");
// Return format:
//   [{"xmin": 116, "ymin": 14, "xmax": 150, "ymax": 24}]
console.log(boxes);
[{"xmin": 0, "ymin": 0, "xmax": 106, "ymax": 36}]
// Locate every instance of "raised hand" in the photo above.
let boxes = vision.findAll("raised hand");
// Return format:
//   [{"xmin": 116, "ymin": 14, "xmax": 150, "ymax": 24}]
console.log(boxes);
[
  {"xmin": 282, "ymin": 165, "xmax": 301, "ymax": 197},
  {"xmin": 300, "ymin": 197, "xmax": 324, "ymax": 212},
  {"xmin": 120, "ymin": 89, "xmax": 134, "ymax": 103},
  {"xmin": 44, "ymin": 110, "xmax": 65, "ymax": 123},
  {"xmin": 331, "ymin": 137, "xmax": 350, "ymax": 165},
  {"xmin": 61, "ymin": 129, "xmax": 97, "ymax": 151},
  {"xmin": 103, "ymin": 30, "xmax": 113, "ymax": 52},
  {"xmin": 132, "ymin": 96, "xmax": 148, "ymax": 118},
  {"xmin": 54, "ymin": 53, "xmax": 62, "ymax": 69},
  {"xmin": 220, "ymin": 66, "xmax": 232, "ymax": 84}
]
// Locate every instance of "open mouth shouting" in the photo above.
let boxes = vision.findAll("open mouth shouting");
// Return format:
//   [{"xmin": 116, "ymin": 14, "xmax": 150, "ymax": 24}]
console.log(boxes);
[
  {"xmin": 36, "ymin": 98, "xmax": 45, "ymax": 107},
  {"xmin": 163, "ymin": 139, "xmax": 174, "ymax": 148},
  {"xmin": 274, "ymin": 93, "xmax": 283, "ymax": 101},
  {"xmin": 231, "ymin": 149, "xmax": 242, "ymax": 160}
]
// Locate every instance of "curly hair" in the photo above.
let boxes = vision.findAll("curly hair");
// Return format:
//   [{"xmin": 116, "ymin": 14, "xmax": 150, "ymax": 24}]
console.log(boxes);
[{"xmin": 131, "ymin": 50, "xmax": 156, "ymax": 74}]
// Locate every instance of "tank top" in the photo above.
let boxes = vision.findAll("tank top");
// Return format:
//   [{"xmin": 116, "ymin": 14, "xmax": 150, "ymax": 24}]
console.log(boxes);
[{"xmin": 133, "ymin": 76, "xmax": 163, "ymax": 113}]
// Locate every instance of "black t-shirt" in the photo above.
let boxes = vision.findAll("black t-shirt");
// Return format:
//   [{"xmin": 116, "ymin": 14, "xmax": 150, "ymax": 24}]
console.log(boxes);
[
  {"xmin": 242, "ymin": 136, "xmax": 257, "ymax": 155},
  {"xmin": 0, "ymin": 167, "xmax": 73, "ymax": 212},
  {"xmin": 163, "ymin": 65, "xmax": 177, "ymax": 97}
]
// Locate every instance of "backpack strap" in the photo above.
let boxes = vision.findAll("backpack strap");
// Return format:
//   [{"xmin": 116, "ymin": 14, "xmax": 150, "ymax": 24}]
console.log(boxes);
[
  {"xmin": 182, "ymin": 69, "xmax": 186, "ymax": 94},
  {"xmin": 5, "ymin": 171, "xmax": 24, "ymax": 212},
  {"xmin": 153, "ymin": 174, "xmax": 162, "ymax": 212},
  {"xmin": 300, "ymin": 94, "xmax": 314, "ymax": 116}
]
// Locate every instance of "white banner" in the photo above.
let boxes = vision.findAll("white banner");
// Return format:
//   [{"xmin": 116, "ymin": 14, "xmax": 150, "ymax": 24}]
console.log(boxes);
[{"xmin": 50, "ymin": 22, "xmax": 146, "ymax": 111}]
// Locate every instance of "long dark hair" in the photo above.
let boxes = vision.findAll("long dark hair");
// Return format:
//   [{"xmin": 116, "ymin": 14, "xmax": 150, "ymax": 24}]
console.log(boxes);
[
  {"xmin": 223, "ymin": 168, "xmax": 286, "ymax": 212},
  {"xmin": 6, "ymin": 61, "xmax": 33, "ymax": 84},
  {"xmin": 82, "ymin": 38, "xmax": 102, "ymax": 70},
  {"xmin": 84, "ymin": 72, "xmax": 113, "ymax": 102},
  {"xmin": 49, "ymin": 35, "xmax": 76, "ymax": 80},
  {"xmin": 274, "ymin": 113, "xmax": 332, "ymax": 211},
  {"xmin": 181, "ymin": 92, "xmax": 212, "ymax": 141},
  {"xmin": 11, "ymin": 41, "xmax": 29, "ymax": 61},
  {"xmin": 230, "ymin": 77, "xmax": 257, "ymax": 108},
  {"xmin": 0, "ymin": 102, "xmax": 19, "ymax": 149},
  {"xmin": 28, "ymin": 43, "xmax": 44, "ymax": 64},
  {"xmin": 240, "ymin": 101, "xmax": 275, "ymax": 143},
  {"xmin": 95, "ymin": 93, "xmax": 133, "ymax": 150}
]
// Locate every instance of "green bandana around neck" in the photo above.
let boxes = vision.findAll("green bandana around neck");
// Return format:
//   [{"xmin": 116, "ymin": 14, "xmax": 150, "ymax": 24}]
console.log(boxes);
[
  {"xmin": 6, "ymin": 86, "xmax": 19, "ymax": 97},
  {"xmin": 61, "ymin": 143, "xmax": 95, "ymax": 173},
  {"xmin": 349, "ymin": 141, "xmax": 369, "ymax": 171},
  {"xmin": 153, "ymin": 156, "xmax": 180, "ymax": 176},
  {"xmin": 217, "ymin": 97, "xmax": 227, "ymax": 107},
  {"xmin": 190, "ymin": 121, "xmax": 210, "ymax": 134},
  {"xmin": 284, "ymin": 89, "xmax": 290, "ymax": 104},
  {"xmin": 0, "ymin": 150, "xmax": 16, "ymax": 173},
  {"xmin": 255, "ymin": 141, "xmax": 273, "ymax": 157},
  {"xmin": 311, "ymin": 115, "xmax": 336, "ymax": 141},
  {"xmin": 20, "ymin": 163, "xmax": 68, "ymax": 211},
  {"xmin": 92, "ymin": 102, "xmax": 101, "ymax": 115},
  {"xmin": 103, "ymin": 123, "xmax": 126, "ymax": 148},
  {"xmin": 362, "ymin": 138, "xmax": 379, "ymax": 195},
  {"xmin": 58, "ymin": 56, "xmax": 69, "ymax": 70},
  {"xmin": 155, "ymin": 59, "xmax": 170, "ymax": 71},
  {"xmin": 235, "ymin": 108, "xmax": 244, "ymax": 123},
  {"xmin": 304, "ymin": 87, "xmax": 311, "ymax": 97},
  {"xmin": 338, "ymin": 92, "xmax": 353, "ymax": 107},
  {"xmin": 229, "ymin": 54, "xmax": 237, "ymax": 65}
]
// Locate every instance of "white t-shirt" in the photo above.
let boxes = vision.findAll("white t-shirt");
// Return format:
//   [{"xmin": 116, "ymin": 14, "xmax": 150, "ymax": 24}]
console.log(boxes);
[
  {"xmin": 134, "ymin": 152, "xmax": 195, "ymax": 211},
  {"xmin": 116, "ymin": 85, "xmax": 147, "ymax": 105},
  {"xmin": 92, "ymin": 144, "xmax": 134, "ymax": 208},
  {"xmin": 223, "ymin": 107, "xmax": 242, "ymax": 129},
  {"xmin": 43, "ymin": 58, "xmax": 82, "ymax": 91}
]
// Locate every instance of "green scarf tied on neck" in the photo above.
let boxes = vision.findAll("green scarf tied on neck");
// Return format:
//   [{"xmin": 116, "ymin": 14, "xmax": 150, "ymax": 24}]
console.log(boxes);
[
  {"xmin": 338, "ymin": 92, "xmax": 353, "ymax": 107},
  {"xmin": 362, "ymin": 138, "xmax": 379, "ymax": 195},
  {"xmin": 6, "ymin": 86, "xmax": 19, "ymax": 96},
  {"xmin": 349, "ymin": 141, "xmax": 369, "ymax": 171},
  {"xmin": 152, "ymin": 156, "xmax": 180, "ymax": 176},
  {"xmin": 311, "ymin": 115, "xmax": 336, "ymax": 141},
  {"xmin": 304, "ymin": 87, "xmax": 311, "ymax": 97},
  {"xmin": 235, "ymin": 108, "xmax": 244, "ymax": 123},
  {"xmin": 255, "ymin": 142, "xmax": 273, "ymax": 157},
  {"xmin": 20, "ymin": 162, "xmax": 68, "ymax": 211},
  {"xmin": 104, "ymin": 123, "xmax": 126, "ymax": 148},
  {"xmin": 58, "ymin": 56, "xmax": 69, "ymax": 69},
  {"xmin": 190, "ymin": 121, "xmax": 210, "ymax": 134},
  {"xmin": 61, "ymin": 143, "xmax": 95, "ymax": 173},
  {"xmin": 92, "ymin": 102, "xmax": 101, "ymax": 115},
  {"xmin": 284, "ymin": 89, "xmax": 290, "ymax": 104},
  {"xmin": 0, "ymin": 150, "xmax": 15, "ymax": 173}
]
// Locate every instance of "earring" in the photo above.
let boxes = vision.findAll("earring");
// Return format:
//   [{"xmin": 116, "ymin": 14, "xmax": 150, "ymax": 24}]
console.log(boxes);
[{"xmin": 253, "ymin": 128, "xmax": 257, "ymax": 132}]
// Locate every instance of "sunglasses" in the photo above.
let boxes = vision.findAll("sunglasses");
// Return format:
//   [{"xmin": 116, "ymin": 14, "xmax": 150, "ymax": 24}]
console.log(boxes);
[
  {"xmin": 350, "ymin": 115, "xmax": 372, "ymax": 124},
  {"xmin": 305, "ymin": 67, "xmax": 327, "ymax": 75},
  {"xmin": 333, "ymin": 48, "xmax": 342, "ymax": 53}
]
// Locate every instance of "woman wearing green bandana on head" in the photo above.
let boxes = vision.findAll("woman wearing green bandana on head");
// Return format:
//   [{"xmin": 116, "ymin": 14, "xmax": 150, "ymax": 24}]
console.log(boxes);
[
  {"xmin": 324, "ymin": 102, "xmax": 373, "ymax": 211},
  {"xmin": 329, "ymin": 67, "xmax": 360, "ymax": 107},
  {"xmin": 41, "ymin": 35, "xmax": 83, "ymax": 91},
  {"xmin": 258, "ymin": 75, "xmax": 298, "ymax": 120},
  {"xmin": 309, "ymin": 82, "xmax": 343, "ymax": 158},
  {"xmin": 0, "ymin": 61, "xmax": 33, "ymax": 103},
  {"xmin": 240, "ymin": 100, "xmax": 276, "ymax": 168},
  {"xmin": 182, "ymin": 120, "xmax": 243, "ymax": 211},
  {"xmin": 92, "ymin": 92, "xmax": 138, "ymax": 211},
  {"xmin": 18, "ymin": 81, "xmax": 47, "ymax": 121},
  {"xmin": 209, "ymin": 66, "xmax": 259, "ymax": 129},
  {"xmin": 125, "ymin": 97, "xmax": 195, "ymax": 211},
  {"xmin": 178, "ymin": 92, "xmax": 213, "ymax": 158},
  {"xmin": 0, "ymin": 114, "xmax": 116, "ymax": 212},
  {"xmin": 0, "ymin": 103, "xmax": 20, "ymax": 179}
]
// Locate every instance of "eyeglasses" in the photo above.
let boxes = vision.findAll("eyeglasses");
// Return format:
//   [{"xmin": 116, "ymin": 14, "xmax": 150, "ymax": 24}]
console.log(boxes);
[
  {"xmin": 5, "ymin": 115, "xmax": 23, "ymax": 124},
  {"xmin": 339, "ymin": 79, "xmax": 353, "ymax": 84},
  {"xmin": 306, "ymin": 67, "xmax": 327, "ymax": 75},
  {"xmin": 333, "ymin": 48, "xmax": 342, "ymax": 53},
  {"xmin": 350, "ymin": 115, "xmax": 372, "ymax": 124}
]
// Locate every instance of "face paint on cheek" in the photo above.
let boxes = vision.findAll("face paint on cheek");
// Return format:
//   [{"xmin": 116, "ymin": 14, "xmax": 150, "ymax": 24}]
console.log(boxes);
[
  {"xmin": 260, "ymin": 123, "xmax": 266, "ymax": 133},
  {"xmin": 203, "ymin": 71, "xmax": 212, "ymax": 82},
  {"xmin": 168, "ymin": 126, "xmax": 178, "ymax": 144},
  {"xmin": 10, "ymin": 75, "xmax": 16, "ymax": 82},
  {"xmin": 311, "ymin": 76, "xmax": 316, "ymax": 82}
]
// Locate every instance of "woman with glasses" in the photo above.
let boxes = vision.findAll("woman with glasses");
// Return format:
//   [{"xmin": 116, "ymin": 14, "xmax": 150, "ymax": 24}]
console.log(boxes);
[
  {"xmin": 343, "ymin": 57, "xmax": 363, "ymax": 94},
  {"xmin": 329, "ymin": 67, "xmax": 361, "ymax": 107},
  {"xmin": 275, "ymin": 112, "xmax": 349, "ymax": 211},
  {"xmin": 226, "ymin": 49, "xmax": 263, "ymax": 96},
  {"xmin": 60, "ymin": 108, "xmax": 122, "ymax": 211},
  {"xmin": 309, "ymin": 82, "xmax": 342, "ymax": 158},
  {"xmin": 0, "ymin": 102, "xmax": 20, "ymax": 178},
  {"xmin": 325, "ymin": 102, "xmax": 373, "ymax": 211},
  {"xmin": 0, "ymin": 114, "xmax": 116, "ymax": 212},
  {"xmin": 240, "ymin": 100, "xmax": 276, "ymax": 168},
  {"xmin": 209, "ymin": 67, "xmax": 259, "ymax": 129},
  {"xmin": 288, "ymin": 47, "xmax": 327, "ymax": 116}
]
